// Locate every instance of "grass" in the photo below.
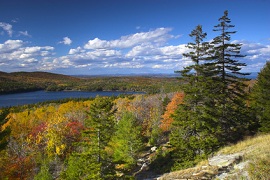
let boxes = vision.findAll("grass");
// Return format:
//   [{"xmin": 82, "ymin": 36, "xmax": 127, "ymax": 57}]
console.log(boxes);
[
  {"xmin": 218, "ymin": 134, "xmax": 270, "ymax": 156},
  {"xmin": 218, "ymin": 134, "xmax": 270, "ymax": 179},
  {"xmin": 158, "ymin": 134, "xmax": 270, "ymax": 180}
]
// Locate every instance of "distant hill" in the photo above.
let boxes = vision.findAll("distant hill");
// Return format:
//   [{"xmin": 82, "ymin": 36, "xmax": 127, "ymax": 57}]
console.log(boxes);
[
  {"xmin": 0, "ymin": 71, "xmax": 80, "ymax": 94},
  {"xmin": 0, "ymin": 71, "xmax": 78, "ymax": 81},
  {"xmin": 0, "ymin": 71, "xmax": 182, "ymax": 94},
  {"xmin": 0, "ymin": 71, "xmax": 257, "ymax": 94}
]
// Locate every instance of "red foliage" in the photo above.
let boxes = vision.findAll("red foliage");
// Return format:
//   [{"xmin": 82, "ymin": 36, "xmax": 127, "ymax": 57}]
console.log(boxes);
[
  {"xmin": 66, "ymin": 121, "xmax": 84, "ymax": 136},
  {"xmin": 3, "ymin": 155, "xmax": 36, "ymax": 179},
  {"xmin": 29, "ymin": 122, "xmax": 47, "ymax": 138}
]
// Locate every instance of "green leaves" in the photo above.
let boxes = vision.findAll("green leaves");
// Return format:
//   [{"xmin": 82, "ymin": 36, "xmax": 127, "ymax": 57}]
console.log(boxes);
[
  {"xmin": 63, "ymin": 96, "xmax": 116, "ymax": 179},
  {"xmin": 250, "ymin": 61, "xmax": 270, "ymax": 133},
  {"xmin": 110, "ymin": 111, "xmax": 142, "ymax": 169}
]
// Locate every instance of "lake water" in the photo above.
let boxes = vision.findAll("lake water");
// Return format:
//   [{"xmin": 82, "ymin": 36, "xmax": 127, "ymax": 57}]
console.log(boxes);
[{"xmin": 0, "ymin": 91, "xmax": 141, "ymax": 108}]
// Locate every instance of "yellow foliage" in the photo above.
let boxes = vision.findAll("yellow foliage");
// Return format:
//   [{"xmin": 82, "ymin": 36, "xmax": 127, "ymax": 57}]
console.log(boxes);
[
  {"xmin": 1, "ymin": 119, "xmax": 11, "ymax": 131},
  {"xmin": 56, "ymin": 144, "xmax": 66, "ymax": 155}
]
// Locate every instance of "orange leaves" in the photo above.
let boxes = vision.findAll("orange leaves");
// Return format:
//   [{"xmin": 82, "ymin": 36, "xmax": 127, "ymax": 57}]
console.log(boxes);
[
  {"xmin": 160, "ymin": 92, "xmax": 184, "ymax": 132},
  {"xmin": 66, "ymin": 121, "xmax": 84, "ymax": 135},
  {"xmin": 3, "ymin": 155, "xmax": 36, "ymax": 180}
]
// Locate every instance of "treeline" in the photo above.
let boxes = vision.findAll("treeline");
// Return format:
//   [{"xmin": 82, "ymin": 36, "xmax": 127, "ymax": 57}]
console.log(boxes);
[
  {"xmin": 73, "ymin": 76, "xmax": 181, "ymax": 94},
  {"xmin": 0, "ymin": 71, "xmax": 181, "ymax": 94}
]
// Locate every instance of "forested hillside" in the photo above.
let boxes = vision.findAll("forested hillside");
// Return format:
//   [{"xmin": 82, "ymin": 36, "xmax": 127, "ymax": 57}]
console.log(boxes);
[
  {"xmin": 0, "ymin": 71, "xmax": 181, "ymax": 94},
  {"xmin": 0, "ymin": 71, "xmax": 79, "ymax": 93}
]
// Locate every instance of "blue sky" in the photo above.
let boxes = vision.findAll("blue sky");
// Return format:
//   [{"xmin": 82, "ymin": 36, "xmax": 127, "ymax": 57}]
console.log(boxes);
[{"xmin": 0, "ymin": 0, "xmax": 269, "ymax": 75}]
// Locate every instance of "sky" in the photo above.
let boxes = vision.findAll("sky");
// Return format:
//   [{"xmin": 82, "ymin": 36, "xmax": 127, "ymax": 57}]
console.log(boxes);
[{"xmin": 0, "ymin": 0, "xmax": 269, "ymax": 75}]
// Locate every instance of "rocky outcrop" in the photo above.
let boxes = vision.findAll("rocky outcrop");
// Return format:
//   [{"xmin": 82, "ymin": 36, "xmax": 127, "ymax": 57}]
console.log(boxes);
[{"xmin": 157, "ymin": 152, "xmax": 250, "ymax": 180}]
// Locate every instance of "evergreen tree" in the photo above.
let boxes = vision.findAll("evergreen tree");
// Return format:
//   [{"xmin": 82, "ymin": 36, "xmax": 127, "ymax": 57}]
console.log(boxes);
[
  {"xmin": 170, "ymin": 11, "xmax": 252, "ymax": 170},
  {"xmin": 250, "ymin": 61, "xmax": 270, "ymax": 132},
  {"xmin": 86, "ymin": 96, "xmax": 116, "ymax": 164},
  {"xmin": 62, "ymin": 150, "xmax": 102, "ymax": 180},
  {"xmin": 110, "ymin": 111, "xmax": 142, "ymax": 170},
  {"xmin": 63, "ymin": 96, "xmax": 116, "ymax": 179},
  {"xmin": 34, "ymin": 160, "xmax": 53, "ymax": 180},
  {"xmin": 210, "ymin": 10, "xmax": 251, "ymax": 142},
  {"xmin": 170, "ymin": 25, "xmax": 220, "ymax": 170}
]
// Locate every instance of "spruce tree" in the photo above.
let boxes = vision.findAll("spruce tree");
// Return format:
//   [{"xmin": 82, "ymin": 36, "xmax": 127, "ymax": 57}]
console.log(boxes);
[
  {"xmin": 63, "ymin": 96, "xmax": 116, "ymax": 179},
  {"xmin": 86, "ymin": 96, "xmax": 116, "ymax": 164},
  {"xmin": 170, "ymin": 25, "xmax": 219, "ymax": 170},
  {"xmin": 110, "ymin": 111, "xmax": 143, "ymax": 170},
  {"xmin": 210, "ymin": 10, "xmax": 251, "ymax": 142},
  {"xmin": 250, "ymin": 61, "xmax": 270, "ymax": 132}
]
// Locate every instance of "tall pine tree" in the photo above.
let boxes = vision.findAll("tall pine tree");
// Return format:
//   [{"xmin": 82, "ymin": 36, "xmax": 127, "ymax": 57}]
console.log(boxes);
[
  {"xmin": 170, "ymin": 11, "xmax": 252, "ymax": 170},
  {"xmin": 210, "ymin": 10, "xmax": 251, "ymax": 142},
  {"xmin": 170, "ymin": 25, "xmax": 219, "ymax": 170}
]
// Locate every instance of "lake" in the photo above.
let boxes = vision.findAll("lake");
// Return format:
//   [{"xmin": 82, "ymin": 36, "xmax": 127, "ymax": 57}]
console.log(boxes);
[{"xmin": 0, "ymin": 90, "xmax": 142, "ymax": 108}]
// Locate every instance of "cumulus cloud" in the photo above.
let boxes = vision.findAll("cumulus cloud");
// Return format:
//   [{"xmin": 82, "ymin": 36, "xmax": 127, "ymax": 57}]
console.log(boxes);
[
  {"xmin": 0, "ymin": 22, "xmax": 13, "ymax": 37},
  {"xmin": 1, "ymin": 26, "xmax": 269, "ymax": 74},
  {"xmin": 0, "ymin": 40, "xmax": 24, "ymax": 53},
  {"xmin": 0, "ymin": 28, "xmax": 187, "ymax": 74},
  {"xmin": 59, "ymin": 37, "xmax": 72, "ymax": 45},
  {"xmin": 84, "ymin": 27, "xmax": 173, "ymax": 49},
  {"xmin": 62, "ymin": 32, "xmax": 270, "ymax": 74},
  {"xmin": 232, "ymin": 40, "xmax": 270, "ymax": 72},
  {"xmin": 0, "ymin": 39, "xmax": 54, "ymax": 72},
  {"xmin": 69, "ymin": 47, "xmax": 84, "ymax": 55},
  {"xmin": 51, "ymin": 28, "xmax": 195, "ymax": 74},
  {"xmin": 57, "ymin": 28, "xmax": 188, "ymax": 73}
]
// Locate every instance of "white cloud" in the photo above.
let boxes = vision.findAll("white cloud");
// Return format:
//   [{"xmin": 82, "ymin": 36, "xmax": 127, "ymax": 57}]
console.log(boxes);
[
  {"xmin": 0, "ymin": 39, "xmax": 54, "ymax": 72},
  {"xmin": 0, "ymin": 40, "xmax": 24, "ymax": 53},
  {"xmin": 84, "ymin": 27, "xmax": 173, "ymax": 49},
  {"xmin": 24, "ymin": 46, "xmax": 42, "ymax": 54},
  {"xmin": 18, "ymin": 31, "xmax": 31, "ymax": 37},
  {"xmin": 232, "ymin": 40, "xmax": 270, "ymax": 72},
  {"xmin": 59, "ymin": 37, "xmax": 72, "ymax": 45},
  {"xmin": 69, "ymin": 47, "xmax": 84, "ymax": 54},
  {"xmin": 59, "ymin": 28, "xmax": 191, "ymax": 73},
  {"xmin": 126, "ymin": 44, "xmax": 161, "ymax": 57},
  {"xmin": 0, "ymin": 22, "xmax": 13, "ymax": 37},
  {"xmin": 1, "ymin": 26, "xmax": 269, "ymax": 75}
]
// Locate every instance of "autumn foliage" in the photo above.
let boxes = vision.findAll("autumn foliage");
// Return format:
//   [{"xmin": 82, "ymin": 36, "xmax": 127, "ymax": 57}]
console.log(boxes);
[
  {"xmin": 0, "ymin": 93, "xmax": 177, "ymax": 179},
  {"xmin": 160, "ymin": 92, "xmax": 184, "ymax": 132}
]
